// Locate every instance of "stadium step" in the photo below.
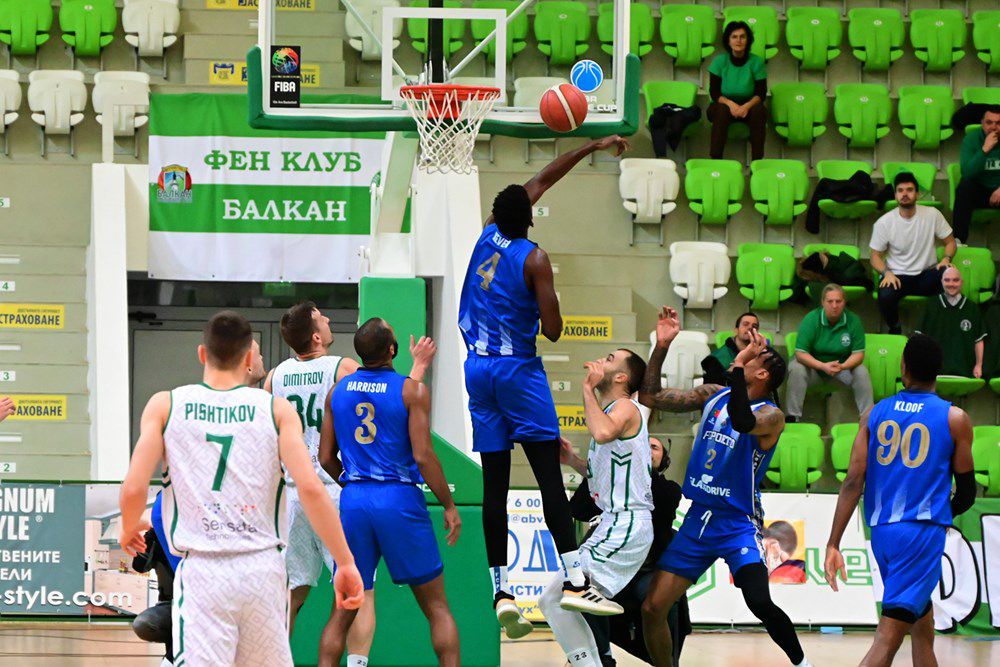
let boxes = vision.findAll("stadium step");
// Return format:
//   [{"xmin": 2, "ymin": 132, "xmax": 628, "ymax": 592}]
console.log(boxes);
[
  {"xmin": 0, "ymin": 451, "xmax": 93, "ymax": 478},
  {"xmin": 550, "ymin": 254, "xmax": 633, "ymax": 287},
  {"xmin": 555, "ymin": 285, "xmax": 633, "ymax": 313},
  {"xmin": 0, "ymin": 275, "xmax": 85, "ymax": 303},
  {"xmin": 544, "ymin": 312, "xmax": 637, "ymax": 345},
  {"xmin": 0, "ymin": 332, "xmax": 88, "ymax": 365},
  {"xmin": 0, "ymin": 246, "xmax": 85, "ymax": 275},
  {"xmin": 183, "ymin": 35, "xmax": 346, "ymax": 63},
  {"xmin": 0, "ymin": 364, "xmax": 88, "ymax": 394},
  {"xmin": 181, "ymin": 10, "xmax": 341, "ymax": 38}
]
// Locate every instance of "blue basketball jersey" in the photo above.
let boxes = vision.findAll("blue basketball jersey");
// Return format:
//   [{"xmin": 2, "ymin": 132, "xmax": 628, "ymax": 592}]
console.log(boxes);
[
  {"xmin": 682, "ymin": 388, "xmax": 777, "ymax": 519},
  {"xmin": 330, "ymin": 367, "xmax": 423, "ymax": 485},
  {"xmin": 458, "ymin": 223, "xmax": 540, "ymax": 358},
  {"xmin": 864, "ymin": 389, "xmax": 953, "ymax": 527}
]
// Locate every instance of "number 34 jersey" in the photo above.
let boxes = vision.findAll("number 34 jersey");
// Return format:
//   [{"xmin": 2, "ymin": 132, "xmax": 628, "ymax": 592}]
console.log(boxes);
[{"xmin": 162, "ymin": 384, "xmax": 286, "ymax": 556}]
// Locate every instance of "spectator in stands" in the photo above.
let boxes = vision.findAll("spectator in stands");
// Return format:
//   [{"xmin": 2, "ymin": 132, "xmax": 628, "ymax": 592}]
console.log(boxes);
[
  {"xmin": 983, "ymin": 298, "xmax": 1000, "ymax": 379},
  {"xmin": 915, "ymin": 266, "xmax": 985, "ymax": 378},
  {"xmin": 870, "ymin": 172, "xmax": 957, "ymax": 335},
  {"xmin": 701, "ymin": 312, "xmax": 760, "ymax": 386},
  {"xmin": 786, "ymin": 284, "xmax": 873, "ymax": 423},
  {"xmin": 953, "ymin": 106, "xmax": 1000, "ymax": 243},
  {"xmin": 707, "ymin": 21, "xmax": 767, "ymax": 162},
  {"xmin": 0, "ymin": 396, "xmax": 12, "ymax": 422}
]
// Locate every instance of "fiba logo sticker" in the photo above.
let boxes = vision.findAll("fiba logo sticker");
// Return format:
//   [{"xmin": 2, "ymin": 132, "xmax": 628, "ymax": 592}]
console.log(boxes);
[
  {"xmin": 271, "ymin": 47, "xmax": 300, "ymax": 75},
  {"xmin": 156, "ymin": 165, "xmax": 192, "ymax": 203},
  {"xmin": 270, "ymin": 45, "xmax": 302, "ymax": 108},
  {"xmin": 570, "ymin": 60, "xmax": 604, "ymax": 94}
]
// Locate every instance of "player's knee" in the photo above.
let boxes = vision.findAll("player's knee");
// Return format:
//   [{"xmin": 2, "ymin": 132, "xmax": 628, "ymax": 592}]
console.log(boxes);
[
  {"xmin": 641, "ymin": 594, "xmax": 667, "ymax": 621},
  {"xmin": 132, "ymin": 602, "xmax": 171, "ymax": 643}
]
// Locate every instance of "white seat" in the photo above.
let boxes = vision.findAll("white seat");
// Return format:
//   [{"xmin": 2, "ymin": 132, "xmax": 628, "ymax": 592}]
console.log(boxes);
[
  {"xmin": 122, "ymin": 0, "xmax": 180, "ymax": 58},
  {"xmin": 512, "ymin": 77, "xmax": 568, "ymax": 107},
  {"xmin": 28, "ymin": 70, "xmax": 87, "ymax": 135},
  {"xmin": 0, "ymin": 70, "xmax": 21, "ymax": 133},
  {"xmin": 668, "ymin": 241, "xmax": 731, "ymax": 310},
  {"xmin": 648, "ymin": 330, "xmax": 711, "ymax": 391},
  {"xmin": 93, "ymin": 72, "xmax": 151, "ymax": 136},
  {"xmin": 345, "ymin": 0, "xmax": 402, "ymax": 61},
  {"xmin": 619, "ymin": 158, "xmax": 679, "ymax": 223}
]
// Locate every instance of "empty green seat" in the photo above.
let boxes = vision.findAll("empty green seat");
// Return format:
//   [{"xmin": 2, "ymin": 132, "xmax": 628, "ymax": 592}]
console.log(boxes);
[
  {"xmin": 831, "ymin": 423, "xmax": 860, "ymax": 482},
  {"xmin": 934, "ymin": 376, "xmax": 985, "ymax": 398},
  {"xmin": 973, "ymin": 10, "xmax": 1000, "ymax": 73},
  {"xmin": 848, "ymin": 8, "xmax": 904, "ymax": 71},
  {"xmin": 785, "ymin": 7, "xmax": 842, "ymax": 70},
  {"xmin": 962, "ymin": 87, "xmax": 1000, "ymax": 131},
  {"xmin": 770, "ymin": 82, "xmax": 828, "ymax": 147},
  {"xmin": 750, "ymin": 159, "xmax": 809, "ymax": 226},
  {"xmin": 684, "ymin": 159, "xmax": 744, "ymax": 225},
  {"xmin": 898, "ymin": 85, "xmax": 954, "ymax": 150},
  {"xmin": 801, "ymin": 243, "xmax": 868, "ymax": 302},
  {"xmin": 722, "ymin": 7, "xmax": 779, "ymax": 61},
  {"xmin": 910, "ymin": 9, "xmax": 966, "ymax": 72},
  {"xmin": 735, "ymin": 243, "xmax": 796, "ymax": 311},
  {"xmin": 815, "ymin": 160, "xmax": 879, "ymax": 219},
  {"xmin": 642, "ymin": 80, "xmax": 700, "ymax": 137},
  {"xmin": 0, "ymin": 0, "xmax": 53, "ymax": 56},
  {"xmin": 766, "ymin": 423, "xmax": 824, "ymax": 490},
  {"xmin": 881, "ymin": 162, "xmax": 940, "ymax": 208},
  {"xmin": 973, "ymin": 425, "xmax": 1000, "ymax": 496},
  {"xmin": 598, "ymin": 2, "xmax": 653, "ymax": 58},
  {"xmin": 947, "ymin": 163, "xmax": 1000, "ymax": 226},
  {"xmin": 944, "ymin": 245, "xmax": 998, "ymax": 305},
  {"xmin": 471, "ymin": 0, "xmax": 529, "ymax": 64},
  {"xmin": 60, "ymin": 0, "xmax": 117, "ymax": 58},
  {"xmin": 408, "ymin": 0, "xmax": 466, "ymax": 58},
  {"xmin": 834, "ymin": 83, "xmax": 892, "ymax": 148},
  {"xmin": 863, "ymin": 333, "xmax": 906, "ymax": 401},
  {"xmin": 533, "ymin": 1, "xmax": 591, "ymax": 65},
  {"xmin": 660, "ymin": 4, "xmax": 716, "ymax": 68}
]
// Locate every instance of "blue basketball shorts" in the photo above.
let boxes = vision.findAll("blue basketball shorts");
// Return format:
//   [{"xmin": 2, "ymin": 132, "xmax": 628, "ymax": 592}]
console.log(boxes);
[
  {"xmin": 339, "ymin": 481, "xmax": 443, "ymax": 590},
  {"xmin": 870, "ymin": 521, "xmax": 946, "ymax": 619},
  {"xmin": 657, "ymin": 503, "xmax": 765, "ymax": 582},
  {"xmin": 464, "ymin": 355, "xmax": 560, "ymax": 453}
]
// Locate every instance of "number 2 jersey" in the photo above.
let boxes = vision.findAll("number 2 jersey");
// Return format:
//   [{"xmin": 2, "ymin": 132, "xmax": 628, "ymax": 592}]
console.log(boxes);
[{"xmin": 161, "ymin": 383, "xmax": 285, "ymax": 556}]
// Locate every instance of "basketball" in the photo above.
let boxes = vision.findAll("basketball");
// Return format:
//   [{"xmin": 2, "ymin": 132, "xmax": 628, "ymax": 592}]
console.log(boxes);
[{"xmin": 539, "ymin": 83, "xmax": 588, "ymax": 133}]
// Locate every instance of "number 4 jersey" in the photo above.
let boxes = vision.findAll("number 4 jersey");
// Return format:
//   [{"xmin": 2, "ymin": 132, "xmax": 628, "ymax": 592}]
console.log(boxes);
[{"xmin": 161, "ymin": 383, "xmax": 286, "ymax": 556}]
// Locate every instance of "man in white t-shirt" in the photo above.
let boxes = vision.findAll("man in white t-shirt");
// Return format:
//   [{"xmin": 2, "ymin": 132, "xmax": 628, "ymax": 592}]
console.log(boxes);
[{"xmin": 869, "ymin": 172, "xmax": 957, "ymax": 335}]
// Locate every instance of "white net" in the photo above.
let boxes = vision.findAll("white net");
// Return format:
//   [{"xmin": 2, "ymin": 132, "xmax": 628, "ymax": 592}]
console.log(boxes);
[{"xmin": 399, "ymin": 85, "xmax": 501, "ymax": 175}]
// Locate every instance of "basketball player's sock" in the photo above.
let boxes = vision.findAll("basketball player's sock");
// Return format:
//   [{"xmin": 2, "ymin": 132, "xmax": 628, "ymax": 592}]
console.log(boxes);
[
  {"xmin": 560, "ymin": 550, "xmax": 586, "ymax": 587},
  {"xmin": 538, "ymin": 576, "xmax": 602, "ymax": 667},
  {"xmin": 347, "ymin": 655, "xmax": 368, "ymax": 667},
  {"xmin": 735, "ymin": 564, "xmax": 805, "ymax": 665},
  {"xmin": 490, "ymin": 565, "xmax": 511, "ymax": 596},
  {"xmin": 793, "ymin": 659, "xmax": 812, "ymax": 667}
]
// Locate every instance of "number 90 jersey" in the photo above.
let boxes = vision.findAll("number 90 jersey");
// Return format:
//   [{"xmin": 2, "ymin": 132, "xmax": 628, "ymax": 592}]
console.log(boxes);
[
  {"xmin": 161, "ymin": 384, "xmax": 285, "ymax": 556},
  {"xmin": 458, "ymin": 223, "xmax": 541, "ymax": 358}
]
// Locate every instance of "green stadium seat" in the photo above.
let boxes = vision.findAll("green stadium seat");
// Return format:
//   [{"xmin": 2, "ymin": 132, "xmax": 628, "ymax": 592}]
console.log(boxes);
[
  {"xmin": 801, "ymin": 243, "xmax": 868, "ymax": 302},
  {"xmin": 750, "ymin": 159, "xmax": 809, "ymax": 227},
  {"xmin": 830, "ymin": 423, "xmax": 859, "ymax": 482},
  {"xmin": 769, "ymin": 82, "xmax": 828, "ymax": 147},
  {"xmin": 862, "ymin": 333, "xmax": 906, "ymax": 401},
  {"xmin": 961, "ymin": 87, "xmax": 1000, "ymax": 132},
  {"xmin": 834, "ymin": 83, "xmax": 892, "ymax": 149},
  {"xmin": 973, "ymin": 425, "xmax": 1000, "ymax": 496},
  {"xmin": 947, "ymin": 163, "xmax": 1000, "ymax": 227},
  {"xmin": 909, "ymin": 9, "xmax": 966, "ymax": 72},
  {"xmin": 766, "ymin": 423, "xmax": 824, "ymax": 490},
  {"xmin": 659, "ymin": 4, "xmax": 716, "ymax": 68},
  {"xmin": 0, "ymin": 0, "xmax": 53, "ymax": 56},
  {"xmin": 684, "ymin": 159, "xmax": 744, "ymax": 225},
  {"xmin": 735, "ymin": 243, "xmax": 796, "ymax": 311},
  {"xmin": 59, "ymin": 0, "xmax": 117, "ymax": 58},
  {"xmin": 722, "ymin": 7, "xmax": 779, "ymax": 61},
  {"xmin": 848, "ymin": 8, "xmax": 904, "ymax": 71},
  {"xmin": 598, "ymin": 2, "xmax": 653, "ymax": 58},
  {"xmin": 815, "ymin": 160, "xmax": 879, "ymax": 219},
  {"xmin": 939, "ymin": 245, "xmax": 997, "ymax": 305},
  {"xmin": 934, "ymin": 376, "xmax": 985, "ymax": 398},
  {"xmin": 642, "ymin": 80, "xmax": 700, "ymax": 137},
  {"xmin": 713, "ymin": 330, "xmax": 773, "ymax": 349},
  {"xmin": 533, "ymin": 1, "xmax": 591, "ymax": 66},
  {"xmin": 408, "ymin": 0, "xmax": 466, "ymax": 58},
  {"xmin": 881, "ymin": 162, "xmax": 940, "ymax": 209},
  {"xmin": 898, "ymin": 86, "xmax": 954, "ymax": 150},
  {"xmin": 973, "ymin": 10, "xmax": 1000, "ymax": 73},
  {"xmin": 785, "ymin": 7, "xmax": 842, "ymax": 70},
  {"xmin": 471, "ymin": 1, "xmax": 529, "ymax": 64}
]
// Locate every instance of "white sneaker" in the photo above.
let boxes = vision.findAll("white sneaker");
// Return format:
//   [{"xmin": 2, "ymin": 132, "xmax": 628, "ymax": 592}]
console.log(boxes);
[
  {"xmin": 494, "ymin": 593, "xmax": 533, "ymax": 639},
  {"xmin": 559, "ymin": 580, "xmax": 624, "ymax": 616}
]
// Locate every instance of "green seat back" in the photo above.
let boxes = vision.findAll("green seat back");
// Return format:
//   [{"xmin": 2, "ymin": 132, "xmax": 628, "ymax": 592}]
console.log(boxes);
[
  {"xmin": 973, "ymin": 10, "xmax": 1000, "ymax": 73},
  {"xmin": 948, "ymin": 162, "xmax": 1000, "ymax": 225},
  {"xmin": 881, "ymin": 162, "xmax": 939, "ymax": 208},
  {"xmin": 533, "ymin": 1, "xmax": 591, "ymax": 65},
  {"xmin": 784, "ymin": 331, "xmax": 797, "ymax": 359},
  {"xmin": 642, "ymin": 80, "xmax": 698, "ymax": 122},
  {"xmin": 934, "ymin": 377, "xmax": 986, "ymax": 398},
  {"xmin": 767, "ymin": 423, "xmax": 824, "ymax": 491},
  {"xmin": 0, "ymin": 0, "xmax": 52, "ymax": 56},
  {"xmin": 59, "ymin": 0, "xmax": 117, "ymax": 57},
  {"xmin": 660, "ymin": 5, "xmax": 716, "ymax": 67},
  {"xmin": 598, "ymin": 2, "xmax": 654, "ymax": 57},
  {"xmin": 834, "ymin": 83, "xmax": 892, "ymax": 148},
  {"xmin": 945, "ymin": 246, "xmax": 998, "ymax": 305},
  {"xmin": 816, "ymin": 159, "xmax": 872, "ymax": 181},
  {"xmin": 769, "ymin": 82, "xmax": 828, "ymax": 146},
  {"xmin": 848, "ymin": 8, "xmax": 904, "ymax": 71},
  {"xmin": 713, "ymin": 330, "xmax": 774, "ymax": 349},
  {"xmin": 408, "ymin": 0, "xmax": 466, "ymax": 58},
  {"xmin": 815, "ymin": 160, "xmax": 878, "ymax": 218},
  {"xmin": 830, "ymin": 423, "xmax": 859, "ymax": 482},
  {"xmin": 862, "ymin": 334, "xmax": 906, "ymax": 401},
  {"xmin": 735, "ymin": 243, "xmax": 796, "ymax": 310},
  {"xmin": 471, "ymin": 0, "xmax": 529, "ymax": 63},
  {"xmin": 749, "ymin": 159, "xmax": 809, "ymax": 225},
  {"xmin": 801, "ymin": 243, "xmax": 861, "ymax": 261},
  {"xmin": 683, "ymin": 159, "xmax": 744, "ymax": 225},
  {"xmin": 785, "ymin": 7, "xmax": 842, "ymax": 70},
  {"xmin": 910, "ymin": 9, "xmax": 966, "ymax": 72},
  {"xmin": 898, "ymin": 85, "xmax": 955, "ymax": 150},
  {"xmin": 972, "ymin": 425, "xmax": 1000, "ymax": 496},
  {"xmin": 722, "ymin": 7, "xmax": 779, "ymax": 61}
]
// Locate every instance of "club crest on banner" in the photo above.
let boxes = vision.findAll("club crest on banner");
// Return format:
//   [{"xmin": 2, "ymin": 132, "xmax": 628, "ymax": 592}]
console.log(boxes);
[{"xmin": 157, "ymin": 165, "xmax": 193, "ymax": 203}]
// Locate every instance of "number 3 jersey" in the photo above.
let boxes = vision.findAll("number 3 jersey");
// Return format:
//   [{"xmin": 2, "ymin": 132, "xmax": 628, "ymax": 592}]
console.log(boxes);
[{"xmin": 161, "ymin": 384, "xmax": 286, "ymax": 556}]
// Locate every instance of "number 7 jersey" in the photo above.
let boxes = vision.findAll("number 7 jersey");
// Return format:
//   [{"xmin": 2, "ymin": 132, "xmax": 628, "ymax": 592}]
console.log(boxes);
[{"xmin": 161, "ymin": 384, "xmax": 286, "ymax": 556}]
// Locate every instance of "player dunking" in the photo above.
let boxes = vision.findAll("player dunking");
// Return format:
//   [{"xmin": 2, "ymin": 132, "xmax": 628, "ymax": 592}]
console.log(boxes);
[
  {"xmin": 825, "ymin": 334, "xmax": 976, "ymax": 667},
  {"xmin": 119, "ymin": 311, "xmax": 364, "ymax": 666},
  {"xmin": 638, "ymin": 308, "xmax": 812, "ymax": 667},
  {"xmin": 459, "ymin": 135, "xmax": 631, "ymax": 635}
]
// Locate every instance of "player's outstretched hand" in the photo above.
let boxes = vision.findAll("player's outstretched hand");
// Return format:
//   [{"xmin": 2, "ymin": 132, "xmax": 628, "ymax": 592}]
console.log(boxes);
[
  {"xmin": 582, "ymin": 359, "xmax": 605, "ymax": 391},
  {"xmin": 594, "ymin": 135, "xmax": 630, "ymax": 156},
  {"xmin": 655, "ymin": 307, "xmax": 681, "ymax": 349},
  {"xmin": 443, "ymin": 505, "xmax": 462, "ymax": 546},
  {"xmin": 0, "ymin": 396, "xmax": 13, "ymax": 422},
  {"xmin": 410, "ymin": 335, "xmax": 437, "ymax": 366},
  {"xmin": 118, "ymin": 518, "xmax": 151, "ymax": 557},
  {"xmin": 333, "ymin": 562, "xmax": 366, "ymax": 610},
  {"xmin": 824, "ymin": 545, "xmax": 846, "ymax": 592},
  {"xmin": 734, "ymin": 329, "xmax": 766, "ymax": 367}
]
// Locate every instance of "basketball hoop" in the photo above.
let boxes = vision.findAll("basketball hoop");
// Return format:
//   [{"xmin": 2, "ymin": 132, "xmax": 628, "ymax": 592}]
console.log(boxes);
[{"xmin": 399, "ymin": 84, "xmax": 501, "ymax": 175}]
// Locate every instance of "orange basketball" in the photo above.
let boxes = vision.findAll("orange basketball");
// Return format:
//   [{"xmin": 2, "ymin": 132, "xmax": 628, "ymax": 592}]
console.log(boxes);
[{"xmin": 539, "ymin": 83, "xmax": 589, "ymax": 133}]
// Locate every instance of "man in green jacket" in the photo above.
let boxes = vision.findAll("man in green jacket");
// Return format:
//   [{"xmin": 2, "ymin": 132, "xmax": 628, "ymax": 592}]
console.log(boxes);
[
  {"xmin": 915, "ymin": 267, "xmax": 986, "ymax": 378},
  {"xmin": 953, "ymin": 105, "xmax": 1000, "ymax": 242}
]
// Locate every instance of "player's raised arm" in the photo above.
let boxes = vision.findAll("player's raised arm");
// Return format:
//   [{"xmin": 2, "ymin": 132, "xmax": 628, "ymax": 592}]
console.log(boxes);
[
  {"xmin": 408, "ymin": 335, "xmax": 437, "ymax": 383},
  {"xmin": 639, "ymin": 306, "xmax": 722, "ymax": 412},
  {"xmin": 825, "ymin": 407, "xmax": 871, "ymax": 592},
  {"xmin": 729, "ymin": 330, "xmax": 784, "ymax": 447},
  {"xmin": 521, "ymin": 135, "xmax": 630, "ymax": 204},
  {"xmin": 948, "ymin": 406, "xmax": 976, "ymax": 517},
  {"xmin": 318, "ymin": 386, "xmax": 344, "ymax": 485},
  {"xmin": 525, "ymin": 248, "xmax": 562, "ymax": 342},
  {"xmin": 118, "ymin": 391, "xmax": 170, "ymax": 556}
]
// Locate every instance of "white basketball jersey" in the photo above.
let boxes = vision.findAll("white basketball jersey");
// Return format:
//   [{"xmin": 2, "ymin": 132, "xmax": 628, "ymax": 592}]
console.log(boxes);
[
  {"xmin": 161, "ymin": 383, "xmax": 286, "ymax": 556},
  {"xmin": 586, "ymin": 399, "xmax": 653, "ymax": 514},
  {"xmin": 270, "ymin": 355, "xmax": 343, "ymax": 485}
]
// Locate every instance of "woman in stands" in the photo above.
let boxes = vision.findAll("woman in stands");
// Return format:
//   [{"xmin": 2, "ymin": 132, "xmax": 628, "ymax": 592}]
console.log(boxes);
[{"xmin": 707, "ymin": 21, "xmax": 768, "ymax": 162}]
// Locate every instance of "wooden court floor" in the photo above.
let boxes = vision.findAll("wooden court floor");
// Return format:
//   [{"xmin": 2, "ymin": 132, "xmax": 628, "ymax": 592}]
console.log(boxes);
[{"xmin": 0, "ymin": 623, "xmax": 995, "ymax": 666}]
